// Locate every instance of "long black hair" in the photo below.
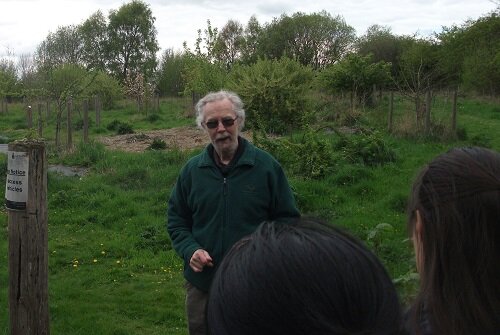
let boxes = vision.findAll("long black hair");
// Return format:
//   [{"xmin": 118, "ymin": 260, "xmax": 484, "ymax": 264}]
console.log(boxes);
[
  {"xmin": 208, "ymin": 217, "xmax": 403, "ymax": 335},
  {"xmin": 407, "ymin": 147, "xmax": 500, "ymax": 335}
]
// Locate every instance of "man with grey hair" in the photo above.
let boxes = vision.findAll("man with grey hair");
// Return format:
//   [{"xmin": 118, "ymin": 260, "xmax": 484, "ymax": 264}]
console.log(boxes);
[{"xmin": 167, "ymin": 90, "xmax": 300, "ymax": 335}]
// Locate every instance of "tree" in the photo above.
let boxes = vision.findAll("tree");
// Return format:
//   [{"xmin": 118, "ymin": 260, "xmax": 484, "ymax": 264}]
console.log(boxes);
[
  {"xmin": 157, "ymin": 48, "xmax": 187, "ymax": 96},
  {"xmin": 35, "ymin": 25, "xmax": 84, "ymax": 70},
  {"xmin": 356, "ymin": 25, "xmax": 402, "ymax": 78},
  {"xmin": 181, "ymin": 53, "xmax": 227, "ymax": 97},
  {"xmin": 241, "ymin": 15, "xmax": 262, "ymax": 64},
  {"xmin": 228, "ymin": 57, "xmax": 314, "ymax": 134},
  {"xmin": 318, "ymin": 53, "xmax": 391, "ymax": 111},
  {"xmin": 43, "ymin": 64, "xmax": 96, "ymax": 147},
  {"xmin": 457, "ymin": 12, "xmax": 500, "ymax": 95},
  {"xmin": 214, "ymin": 19, "xmax": 244, "ymax": 69},
  {"xmin": 79, "ymin": 10, "xmax": 108, "ymax": 71},
  {"xmin": 258, "ymin": 11, "xmax": 356, "ymax": 69},
  {"xmin": 0, "ymin": 56, "xmax": 19, "ymax": 100},
  {"xmin": 107, "ymin": 0, "xmax": 159, "ymax": 82},
  {"xmin": 82, "ymin": 71, "xmax": 123, "ymax": 109},
  {"xmin": 395, "ymin": 37, "xmax": 444, "ymax": 128}
]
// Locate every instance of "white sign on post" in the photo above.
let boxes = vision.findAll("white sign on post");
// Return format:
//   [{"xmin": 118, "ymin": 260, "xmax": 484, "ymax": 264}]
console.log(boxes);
[{"xmin": 5, "ymin": 151, "xmax": 29, "ymax": 210}]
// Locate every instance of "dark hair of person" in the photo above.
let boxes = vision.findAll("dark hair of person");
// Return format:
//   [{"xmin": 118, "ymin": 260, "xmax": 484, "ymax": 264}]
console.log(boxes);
[
  {"xmin": 207, "ymin": 217, "xmax": 403, "ymax": 335},
  {"xmin": 407, "ymin": 146, "xmax": 500, "ymax": 335}
]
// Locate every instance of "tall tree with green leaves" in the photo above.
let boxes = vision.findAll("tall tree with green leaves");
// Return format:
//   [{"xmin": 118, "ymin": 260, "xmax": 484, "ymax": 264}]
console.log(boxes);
[
  {"xmin": 241, "ymin": 15, "xmax": 262, "ymax": 64},
  {"xmin": 79, "ymin": 10, "xmax": 108, "ymax": 72},
  {"xmin": 318, "ymin": 53, "xmax": 391, "ymax": 111},
  {"xmin": 394, "ymin": 36, "xmax": 444, "ymax": 128},
  {"xmin": 35, "ymin": 25, "xmax": 84, "ymax": 70},
  {"xmin": 214, "ymin": 19, "xmax": 244, "ymax": 69},
  {"xmin": 0, "ymin": 57, "xmax": 19, "ymax": 100},
  {"xmin": 356, "ymin": 25, "xmax": 402, "ymax": 78},
  {"xmin": 106, "ymin": 0, "xmax": 159, "ymax": 83},
  {"xmin": 258, "ymin": 11, "xmax": 356, "ymax": 69},
  {"xmin": 157, "ymin": 48, "xmax": 188, "ymax": 96}
]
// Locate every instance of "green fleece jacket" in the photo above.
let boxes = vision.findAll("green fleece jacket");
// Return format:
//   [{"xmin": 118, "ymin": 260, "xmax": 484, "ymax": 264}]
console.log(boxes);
[{"xmin": 167, "ymin": 137, "xmax": 300, "ymax": 292}]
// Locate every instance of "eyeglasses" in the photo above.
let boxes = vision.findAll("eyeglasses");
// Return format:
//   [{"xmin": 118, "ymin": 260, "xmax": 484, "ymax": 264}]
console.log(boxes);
[{"xmin": 204, "ymin": 116, "xmax": 238, "ymax": 129}]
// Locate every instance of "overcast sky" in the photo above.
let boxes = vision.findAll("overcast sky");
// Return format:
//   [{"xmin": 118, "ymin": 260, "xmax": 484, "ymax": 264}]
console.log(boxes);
[{"xmin": 0, "ymin": 0, "xmax": 498, "ymax": 58}]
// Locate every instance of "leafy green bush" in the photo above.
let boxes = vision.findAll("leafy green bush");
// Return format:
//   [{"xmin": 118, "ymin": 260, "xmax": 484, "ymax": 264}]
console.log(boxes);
[
  {"xmin": 117, "ymin": 123, "xmax": 134, "ymax": 135},
  {"xmin": 145, "ymin": 113, "xmax": 161, "ymax": 122},
  {"xmin": 82, "ymin": 70, "xmax": 123, "ymax": 109},
  {"xmin": 106, "ymin": 119, "xmax": 122, "ymax": 131},
  {"xmin": 73, "ymin": 118, "xmax": 93, "ymax": 131},
  {"xmin": 254, "ymin": 129, "xmax": 336, "ymax": 179},
  {"xmin": 147, "ymin": 138, "xmax": 167, "ymax": 150},
  {"xmin": 229, "ymin": 57, "xmax": 314, "ymax": 134},
  {"xmin": 106, "ymin": 119, "xmax": 134, "ymax": 135},
  {"xmin": 335, "ymin": 130, "xmax": 396, "ymax": 166}
]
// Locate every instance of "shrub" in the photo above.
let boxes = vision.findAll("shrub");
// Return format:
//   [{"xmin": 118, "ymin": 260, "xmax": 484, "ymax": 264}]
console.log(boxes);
[
  {"xmin": 253, "ymin": 129, "xmax": 336, "ymax": 179},
  {"xmin": 73, "ymin": 118, "xmax": 93, "ymax": 131},
  {"xmin": 335, "ymin": 130, "xmax": 396, "ymax": 166},
  {"xmin": 117, "ymin": 123, "xmax": 134, "ymax": 135},
  {"xmin": 228, "ymin": 57, "xmax": 314, "ymax": 134},
  {"xmin": 145, "ymin": 113, "xmax": 161, "ymax": 123},
  {"xmin": 107, "ymin": 120, "xmax": 134, "ymax": 135},
  {"xmin": 147, "ymin": 138, "xmax": 167, "ymax": 150},
  {"xmin": 106, "ymin": 119, "xmax": 122, "ymax": 131}
]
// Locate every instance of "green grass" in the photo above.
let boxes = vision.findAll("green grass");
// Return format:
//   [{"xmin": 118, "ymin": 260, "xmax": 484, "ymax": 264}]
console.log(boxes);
[{"xmin": 0, "ymin": 93, "xmax": 499, "ymax": 333}]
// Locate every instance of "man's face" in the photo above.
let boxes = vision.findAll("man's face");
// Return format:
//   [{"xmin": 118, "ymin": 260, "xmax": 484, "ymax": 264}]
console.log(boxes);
[{"xmin": 202, "ymin": 98, "xmax": 240, "ymax": 157}]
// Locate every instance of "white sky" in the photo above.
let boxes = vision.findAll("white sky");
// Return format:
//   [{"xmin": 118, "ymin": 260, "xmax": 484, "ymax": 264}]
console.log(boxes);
[{"xmin": 0, "ymin": 0, "xmax": 498, "ymax": 58}]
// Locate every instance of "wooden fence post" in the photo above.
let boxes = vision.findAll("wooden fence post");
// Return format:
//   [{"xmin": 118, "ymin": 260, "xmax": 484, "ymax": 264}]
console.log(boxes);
[
  {"xmin": 424, "ymin": 90, "xmax": 432, "ymax": 135},
  {"xmin": 46, "ymin": 101, "xmax": 50, "ymax": 119},
  {"xmin": 6, "ymin": 140, "xmax": 49, "ymax": 335},
  {"xmin": 37, "ymin": 104, "xmax": 43, "ymax": 137},
  {"xmin": 67, "ymin": 97, "xmax": 73, "ymax": 150},
  {"xmin": 83, "ymin": 99, "xmax": 89, "ymax": 143},
  {"xmin": 388, "ymin": 91, "xmax": 394, "ymax": 132},
  {"xmin": 95, "ymin": 95, "xmax": 101, "ymax": 128},
  {"xmin": 451, "ymin": 88, "xmax": 458, "ymax": 132},
  {"xmin": 26, "ymin": 105, "xmax": 33, "ymax": 129}
]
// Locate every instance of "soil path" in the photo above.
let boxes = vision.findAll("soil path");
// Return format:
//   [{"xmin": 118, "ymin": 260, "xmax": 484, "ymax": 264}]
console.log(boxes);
[{"xmin": 97, "ymin": 126, "xmax": 254, "ymax": 153}]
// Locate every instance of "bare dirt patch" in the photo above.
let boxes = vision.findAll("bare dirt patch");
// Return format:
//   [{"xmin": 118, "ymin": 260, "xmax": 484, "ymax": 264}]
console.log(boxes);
[{"xmin": 97, "ymin": 126, "xmax": 253, "ymax": 153}]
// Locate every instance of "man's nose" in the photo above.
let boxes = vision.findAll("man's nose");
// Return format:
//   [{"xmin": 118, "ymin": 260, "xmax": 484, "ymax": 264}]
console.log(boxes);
[{"xmin": 216, "ymin": 121, "xmax": 227, "ymax": 131}]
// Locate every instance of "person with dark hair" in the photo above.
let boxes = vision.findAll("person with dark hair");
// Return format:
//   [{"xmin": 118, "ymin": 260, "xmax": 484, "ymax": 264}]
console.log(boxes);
[
  {"xmin": 406, "ymin": 146, "xmax": 500, "ymax": 335},
  {"xmin": 207, "ymin": 217, "xmax": 404, "ymax": 335},
  {"xmin": 167, "ymin": 90, "xmax": 300, "ymax": 335}
]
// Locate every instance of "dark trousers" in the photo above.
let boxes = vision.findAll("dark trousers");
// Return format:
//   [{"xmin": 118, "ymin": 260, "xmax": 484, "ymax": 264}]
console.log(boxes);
[{"xmin": 185, "ymin": 281, "xmax": 209, "ymax": 335}]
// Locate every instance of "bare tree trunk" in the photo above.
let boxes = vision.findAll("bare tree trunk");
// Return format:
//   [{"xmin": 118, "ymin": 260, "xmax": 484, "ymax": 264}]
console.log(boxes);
[
  {"xmin": 67, "ymin": 97, "xmax": 73, "ymax": 150},
  {"xmin": 55, "ymin": 105, "xmax": 62, "ymax": 149},
  {"xmin": 451, "ymin": 88, "xmax": 458, "ymax": 132},
  {"xmin": 95, "ymin": 95, "xmax": 101, "ymax": 128},
  {"xmin": 388, "ymin": 91, "xmax": 394, "ymax": 133},
  {"xmin": 38, "ymin": 103, "xmax": 43, "ymax": 137},
  {"xmin": 424, "ymin": 90, "xmax": 431, "ymax": 135},
  {"xmin": 46, "ymin": 100, "xmax": 50, "ymax": 119},
  {"xmin": 83, "ymin": 99, "xmax": 89, "ymax": 143},
  {"xmin": 26, "ymin": 105, "xmax": 33, "ymax": 129}
]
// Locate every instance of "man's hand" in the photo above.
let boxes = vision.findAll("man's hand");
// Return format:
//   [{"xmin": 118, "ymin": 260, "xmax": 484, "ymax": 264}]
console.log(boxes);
[{"xmin": 189, "ymin": 249, "xmax": 214, "ymax": 272}]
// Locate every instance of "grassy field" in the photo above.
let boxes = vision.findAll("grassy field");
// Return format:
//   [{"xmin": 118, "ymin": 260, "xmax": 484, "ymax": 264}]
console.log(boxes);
[{"xmin": 1, "ymin": 93, "xmax": 499, "ymax": 334}]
